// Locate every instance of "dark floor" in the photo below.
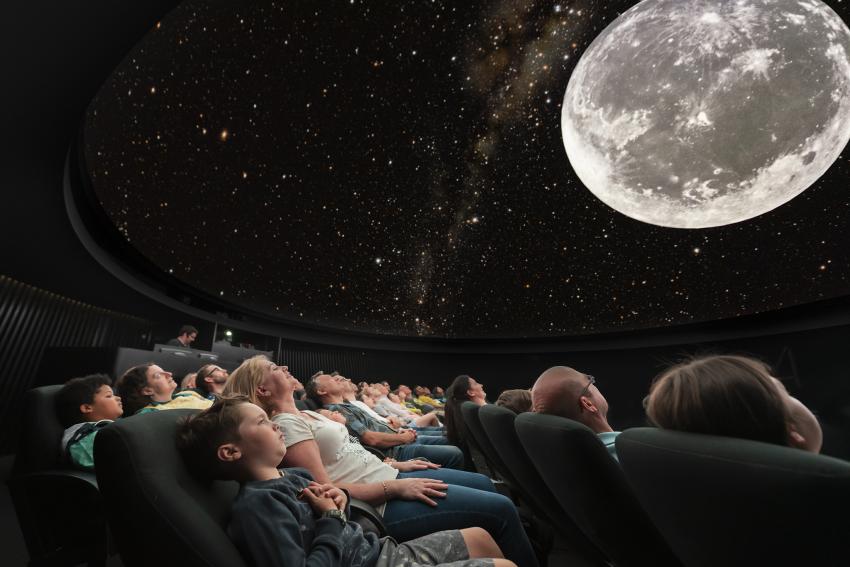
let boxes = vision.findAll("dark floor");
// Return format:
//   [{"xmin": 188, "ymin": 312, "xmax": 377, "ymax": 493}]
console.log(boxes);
[{"xmin": 0, "ymin": 454, "xmax": 123, "ymax": 567}]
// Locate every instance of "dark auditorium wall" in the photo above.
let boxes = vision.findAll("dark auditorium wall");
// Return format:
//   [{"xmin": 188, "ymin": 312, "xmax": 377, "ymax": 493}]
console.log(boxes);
[
  {"xmin": 0, "ymin": 276, "xmax": 153, "ymax": 452},
  {"xmin": 279, "ymin": 323, "xmax": 850, "ymax": 460}
]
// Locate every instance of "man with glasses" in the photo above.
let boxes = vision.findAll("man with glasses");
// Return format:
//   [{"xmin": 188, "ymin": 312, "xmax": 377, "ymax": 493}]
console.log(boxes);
[
  {"xmin": 167, "ymin": 325, "xmax": 198, "ymax": 349},
  {"xmin": 531, "ymin": 366, "xmax": 620, "ymax": 460},
  {"xmin": 194, "ymin": 364, "xmax": 229, "ymax": 399}
]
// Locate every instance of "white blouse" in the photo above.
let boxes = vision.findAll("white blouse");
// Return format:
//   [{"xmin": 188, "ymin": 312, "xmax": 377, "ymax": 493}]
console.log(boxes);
[{"xmin": 272, "ymin": 410, "xmax": 399, "ymax": 490}]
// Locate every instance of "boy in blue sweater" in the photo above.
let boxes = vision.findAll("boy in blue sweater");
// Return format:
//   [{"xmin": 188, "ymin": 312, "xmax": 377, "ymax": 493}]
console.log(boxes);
[{"xmin": 176, "ymin": 396, "xmax": 515, "ymax": 567}]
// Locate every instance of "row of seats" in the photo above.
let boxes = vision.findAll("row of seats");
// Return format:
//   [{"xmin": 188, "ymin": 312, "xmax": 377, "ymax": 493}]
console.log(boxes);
[
  {"xmin": 7, "ymin": 386, "xmax": 384, "ymax": 567},
  {"xmin": 10, "ymin": 384, "xmax": 850, "ymax": 567},
  {"xmin": 460, "ymin": 402, "xmax": 850, "ymax": 567}
]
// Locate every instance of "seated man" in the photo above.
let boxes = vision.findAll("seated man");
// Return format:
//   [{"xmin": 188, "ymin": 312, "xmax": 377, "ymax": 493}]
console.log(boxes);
[
  {"xmin": 166, "ymin": 324, "xmax": 198, "ymax": 349},
  {"xmin": 398, "ymin": 385, "xmax": 433, "ymax": 413},
  {"xmin": 531, "ymin": 366, "xmax": 620, "ymax": 460},
  {"xmin": 414, "ymin": 386, "xmax": 445, "ymax": 409},
  {"xmin": 175, "ymin": 397, "xmax": 514, "ymax": 567},
  {"xmin": 432, "ymin": 386, "xmax": 447, "ymax": 404},
  {"xmin": 307, "ymin": 373, "xmax": 464, "ymax": 469},
  {"xmin": 194, "ymin": 364, "xmax": 229, "ymax": 400},
  {"xmin": 55, "ymin": 374, "xmax": 124, "ymax": 470}
]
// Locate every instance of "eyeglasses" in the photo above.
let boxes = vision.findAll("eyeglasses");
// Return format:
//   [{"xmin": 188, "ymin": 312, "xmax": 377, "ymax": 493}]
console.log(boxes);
[{"xmin": 579, "ymin": 375, "xmax": 596, "ymax": 399}]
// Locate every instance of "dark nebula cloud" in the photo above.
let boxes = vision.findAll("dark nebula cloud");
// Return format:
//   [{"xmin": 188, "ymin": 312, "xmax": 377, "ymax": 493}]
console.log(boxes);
[{"xmin": 84, "ymin": 0, "xmax": 850, "ymax": 338}]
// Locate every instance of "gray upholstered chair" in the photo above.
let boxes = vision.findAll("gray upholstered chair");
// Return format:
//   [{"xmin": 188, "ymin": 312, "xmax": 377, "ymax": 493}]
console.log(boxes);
[
  {"xmin": 515, "ymin": 413, "xmax": 680, "ymax": 567},
  {"xmin": 616, "ymin": 427, "xmax": 850, "ymax": 567},
  {"xmin": 480, "ymin": 404, "xmax": 611, "ymax": 566},
  {"xmin": 95, "ymin": 408, "xmax": 384, "ymax": 567},
  {"xmin": 8, "ymin": 385, "xmax": 110, "ymax": 567}
]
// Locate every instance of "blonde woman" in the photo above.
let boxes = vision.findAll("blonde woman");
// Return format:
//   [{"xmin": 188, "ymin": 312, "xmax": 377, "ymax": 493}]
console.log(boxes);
[{"xmin": 223, "ymin": 356, "xmax": 538, "ymax": 567}]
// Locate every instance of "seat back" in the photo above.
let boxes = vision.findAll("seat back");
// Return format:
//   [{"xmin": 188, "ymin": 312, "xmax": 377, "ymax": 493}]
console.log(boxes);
[
  {"xmin": 94, "ymin": 409, "xmax": 247, "ymax": 567},
  {"xmin": 12, "ymin": 385, "xmax": 65, "ymax": 475},
  {"xmin": 294, "ymin": 399, "xmax": 309, "ymax": 411},
  {"xmin": 617, "ymin": 428, "xmax": 850, "ymax": 567},
  {"xmin": 460, "ymin": 402, "xmax": 519, "ymax": 488},
  {"xmin": 479, "ymin": 405, "xmax": 609, "ymax": 564},
  {"xmin": 515, "ymin": 414, "xmax": 680, "ymax": 567}
]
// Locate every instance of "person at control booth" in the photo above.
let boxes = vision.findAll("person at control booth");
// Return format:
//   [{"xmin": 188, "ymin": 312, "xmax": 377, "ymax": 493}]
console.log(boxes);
[{"xmin": 166, "ymin": 325, "xmax": 198, "ymax": 349}]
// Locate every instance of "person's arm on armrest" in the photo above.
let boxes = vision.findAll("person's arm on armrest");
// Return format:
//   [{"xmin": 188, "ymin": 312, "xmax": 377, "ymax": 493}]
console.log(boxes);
[{"xmin": 359, "ymin": 429, "xmax": 415, "ymax": 449}]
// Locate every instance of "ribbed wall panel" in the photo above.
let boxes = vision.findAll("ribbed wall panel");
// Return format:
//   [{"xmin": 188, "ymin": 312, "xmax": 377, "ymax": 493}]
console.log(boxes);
[{"xmin": 0, "ymin": 275, "xmax": 152, "ymax": 453}]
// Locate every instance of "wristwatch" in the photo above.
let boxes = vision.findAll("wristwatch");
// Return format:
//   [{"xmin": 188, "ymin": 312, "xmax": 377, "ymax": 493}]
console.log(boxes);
[{"xmin": 321, "ymin": 509, "xmax": 347, "ymax": 526}]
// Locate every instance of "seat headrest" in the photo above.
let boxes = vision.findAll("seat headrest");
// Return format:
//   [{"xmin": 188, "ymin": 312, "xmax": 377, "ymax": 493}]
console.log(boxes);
[
  {"xmin": 14, "ymin": 385, "xmax": 65, "ymax": 474},
  {"xmin": 94, "ymin": 409, "xmax": 247, "ymax": 567},
  {"xmin": 616, "ymin": 428, "xmax": 850, "ymax": 567}
]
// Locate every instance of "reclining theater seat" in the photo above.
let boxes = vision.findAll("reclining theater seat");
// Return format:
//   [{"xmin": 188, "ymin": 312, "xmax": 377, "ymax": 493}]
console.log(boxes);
[
  {"xmin": 95, "ymin": 408, "xmax": 386, "ymax": 567},
  {"xmin": 514, "ymin": 412, "xmax": 680, "ymax": 567},
  {"xmin": 9, "ymin": 385, "xmax": 109, "ymax": 566},
  {"xmin": 616, "ymin": 427, "xmax": 850, "ymax": 567},
  {"xmin": 460, "ymin": 402, "xmax": 519, "ymax": 488},
  {"xmin": 478, "ymin": 404, "xmax": 611, "ymax": 567},
  {"xmin": 94, "ymin": 409, "xmax": 247, "ymax": 567}
]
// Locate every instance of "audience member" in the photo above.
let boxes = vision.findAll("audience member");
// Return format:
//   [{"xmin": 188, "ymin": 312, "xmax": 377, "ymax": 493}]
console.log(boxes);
[
  {"xmin": 494, "ymin": 389, "xmax": 532, "ymax": 415},
  {"xmin": 398, "ymin": 384, "xmax": 434, "ymax": 413},
  {"xmin": 55, "ymin": 374, "xmax": 123, "ymax": 470},
  {"xmin": 292, "ymin": 378, "xmax": 306, "ymax": 401},
  {"xmin": 372, "ymin": 382, "xmax": 443, "ymax": 428},
  {"xmin": 414, "ymin": 386, "xmax": 445, "ymax": 408},
  {"xmin": 116, "ymin": 363, "xmax": 213, "ymax": 416},
  {"xmin": 443, "ymin": 375, "xmax": 487, "ymax": 449},
  {"xmin": 175, "ymin": 397, "xmax": 515, "ymax": 567},
  {"xmin": 166, "ymin": 325, "xmax": 198, "ymax": 348},
  {"xmin": 531, "ymin": 366, "xmax": 619, "ymax": 460},
  {"xmin": 432, "ymin": 386, "xmax": 446, "ymax": 403},
  {"xmin": 194, "ymin": 364, "xmax": 228, "ymax": 399},
  {"xmin": 223, "ymin": 357, "xmax": 538, "ymax": 565},
  {"xmin": 305, "ymin": 372, "xmax": 464, "ymax": 469},
  {"xmin": 180, "ymin": 372, "xmax": 197, "ymax": 391},
  {"xmin": 645, "ymin": 354, "xmax": 823, "ymax": 452}
]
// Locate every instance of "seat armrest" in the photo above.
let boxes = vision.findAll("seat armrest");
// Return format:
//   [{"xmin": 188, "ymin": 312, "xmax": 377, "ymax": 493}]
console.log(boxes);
[
  {"xmin": 349, "ymin": 498, "xmax": 387, "ymax": 537},
  {"xmin": 9, "ymin": 468, "xmax": 99, "ymax": 490}
]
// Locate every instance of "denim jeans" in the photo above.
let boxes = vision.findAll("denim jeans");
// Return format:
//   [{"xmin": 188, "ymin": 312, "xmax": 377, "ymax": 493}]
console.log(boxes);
[
  {"xmin": 391, "ymin": 442, "xmax": 464, "ymax": 469},
  {"xmin": 410, "ymin": 426, "xmax": 445, "ymax": 435},
  {"xmin": 383, "ymin": 469, "xmax": 539, "ymax": 567},
  {"xmin": 414, "ymin": 434, "xmax": 450, "ymax": 445}
]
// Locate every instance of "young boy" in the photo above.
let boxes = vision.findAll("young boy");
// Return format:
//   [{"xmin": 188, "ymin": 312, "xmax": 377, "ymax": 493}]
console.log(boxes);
[
  {"xmin": 176, "ymin": 397, "xmax": 516, "ymax": 567},
  {"xmin": 55, "ymin": 374, "xmax": 123, "ymax": 470}
]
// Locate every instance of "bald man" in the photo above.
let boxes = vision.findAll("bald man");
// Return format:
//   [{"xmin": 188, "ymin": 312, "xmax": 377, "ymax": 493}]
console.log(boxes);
[{"xmin": 531, "ymin": 366, "xmax": 620, "ymax": 460}]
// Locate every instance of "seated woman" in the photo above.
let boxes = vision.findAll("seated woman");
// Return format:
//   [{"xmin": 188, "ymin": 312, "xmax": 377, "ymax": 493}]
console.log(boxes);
[
  {"xmin": 116, "ymin": 363, "xmax": 213, "ymax": 416},
  {"xmin": 223, "ymin": 356, "xmax": 538, "ymax": 567},
  {"xmin": 645, "ymin": 354, "xmax": 822, "ymax": 452},
  {"xmin": 443, "ymin": 374, "xmax": 487, "ymax": 453}
]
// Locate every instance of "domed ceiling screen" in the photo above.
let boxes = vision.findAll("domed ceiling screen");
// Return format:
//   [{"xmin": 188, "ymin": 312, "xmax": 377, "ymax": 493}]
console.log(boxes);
[{"xmin": 84, "ymin": 0, "xmax": 850, "ymax": 338}]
